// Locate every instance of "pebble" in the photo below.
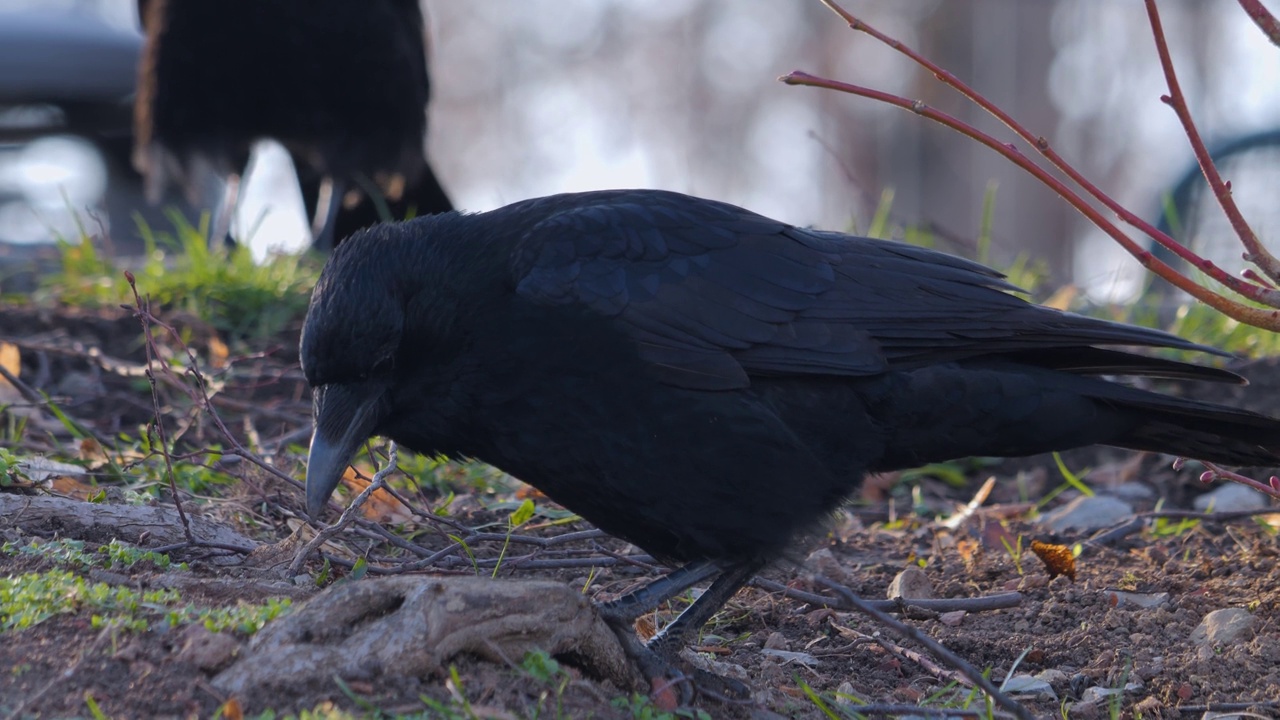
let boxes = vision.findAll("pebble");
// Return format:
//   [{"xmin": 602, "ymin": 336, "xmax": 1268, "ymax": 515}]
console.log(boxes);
[
  {"xmin": 1038, "ymin": 495, "xmax": 1133, "ymax": 532},
  {"xmin": 763, "ymin": 631, "xmax": 789, "ymax": 651},
  {"xmin": 1003, "ymin": 674, "xmax": 1056, "ymax": 701},
  {"xmin": 1105, "ymin": 590, "xmax": 1171, "ymax": 609},
  {"xmin": 1081, "ymin": 686, "xmax": 1122, "ymax": 704},
  {"xmin": 1107, "ymin": 482, "xmax": 1155, "ymax": 501},
  {"xmin": 1193, "ymin": 483, "xmax": 1269, "ymax": 513},
  {"xmin": 1190, "ymin": 607, "xmax": 1255, "ymax": 647},
  {"xmin": 1035, "ymin": 669, "xmax": 1070, "ymax": 686},
  {"xmin": 886, "ymin": 566, "xmax": 934, "ymax": 600}
]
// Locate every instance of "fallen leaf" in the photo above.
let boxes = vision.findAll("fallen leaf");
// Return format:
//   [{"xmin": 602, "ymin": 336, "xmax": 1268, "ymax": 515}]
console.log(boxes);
[{"xmin": 1030, "ymin": 540, "xmax": 1076, "ymax": 581}]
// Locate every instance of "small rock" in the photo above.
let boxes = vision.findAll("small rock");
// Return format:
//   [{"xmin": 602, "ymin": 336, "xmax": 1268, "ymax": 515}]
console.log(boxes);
[
  {"xmin": 1003, "ymin": 674, "xmax": 1056, "ymax": 700},
  {"xmin": 175, "ymin": 626, "xmax": 240, "ymax": 673},
  {"xmin": 759, "ymin": 648, "xmax": 820, "ymax": 667},
  {"xmin": 805, "ymin": 548, "xmax": 853, "ymax": 585},
  {"xmin": 1190, "ymin": 607, "xmax": 1255, "ymax": 647},
  {"xmin": 1107, "ymin": 482, "xmax": 1155, "ymax": 501},
  {"xmin": 1081, "ymin": 686, "xmax": 1122, "ymax": 704},
  {"xmin": 939, "ymin": 610, "xmax": 966, "ymax": 627},
  {"xmin": 1039, "ymin": 495, "xmax": 1133, "ymax": 533},
  {"xmin": 1105, "ymin": 590, "xmax": 1171, "ymax": 609},
  {"xmin": 1193, "ymin": 483, "xmax": 1269, "ymax": 513},
  {"xmin": 1035, "ymin": 669, "xmax": 1070, "ymax": 686},
  {"xmin": 886, "ymin": 566, "xmax": 934, "ymax": 600},
  {"xmin": 763, "ymin": 631, "xmax": 789, "ymax": 651}
]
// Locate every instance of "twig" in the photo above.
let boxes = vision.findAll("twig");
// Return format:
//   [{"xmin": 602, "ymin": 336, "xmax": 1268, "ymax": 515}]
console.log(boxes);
[
  {"xmin": 287, "ymin": 442, "xmax": 399, "ymax": 576},
  {"xmin": 1090, "ymin": 507, "xmax": 1280, "ymax": 546},
  {"xmin": 126, "ymin": 271, "xmax": 196, "ymax": 546},
  {"xmin": 815, "ymin": 575, "xmax": 1034, "ymax": 720},
  {"xmin": 1237, "ymin": 0, "xmax": 1280, "ymax": 46},
  {"xmin": 1146, "ymin": 0, "xmax": 1280, "ymax": 281},
  {"xmin": 790, "ymin": 1, "xmax": 1280, "ymax": 329},
  {"xmin": 1198, "ymin": 461, "xmax": 1280, "ymax": 499},
  {"xmin": 752, "ymin": 577, "xmax": 1022, "ymax": 614}
]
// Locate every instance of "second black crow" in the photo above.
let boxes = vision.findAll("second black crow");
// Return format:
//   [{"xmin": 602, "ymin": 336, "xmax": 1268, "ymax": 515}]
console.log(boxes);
[{"xmin": 133, "ymin": 0, "xmax": 452, "ymax": 250}]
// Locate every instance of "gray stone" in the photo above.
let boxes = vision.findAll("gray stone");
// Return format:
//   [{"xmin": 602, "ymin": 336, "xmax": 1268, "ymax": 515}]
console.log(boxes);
[
  {"xmin": 1003, "ymin": 674, "xmax": 1056, "ymax": 700},
  {"xmin": 1081, "ymin": 686, "xmax": 1123, "ymax": 704},
  {"xmin": 886, "ymin": 566, "xmax": 934, "ymax": 600},
  {"xmin": 1193, "ymin": 483, "xmax": 1269, "ymax": 513},
  {"xmin": 1107, "ymin": 483, "xmax": 1156, "ymax": 501},
  {"xmin": 1039, "ymin": 495, "xmax": 1133, "ymax": 533},
  {"xmin": 1105, "ymin": 591, "xmax": 1171, "ymax": 609},
  {"xmin": 1190, "ymin": 607, "xmax": 1255, "ymax": 647}
]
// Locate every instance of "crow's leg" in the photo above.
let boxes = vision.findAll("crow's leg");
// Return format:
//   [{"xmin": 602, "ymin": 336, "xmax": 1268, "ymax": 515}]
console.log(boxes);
[
  {"xmin": 598, "ymin": 559, "xmax": 719, "ymax": 621},
  {"xmin": 599, "ymin": 559, "xmax": 762, "ymax": 707},
  {"xmin": 187, "ymin": 154, "xmax": 239, "ymax": 250},
  {"xmin": 310, "ymin": 175, "xmax": 346, "ymax": 252}
]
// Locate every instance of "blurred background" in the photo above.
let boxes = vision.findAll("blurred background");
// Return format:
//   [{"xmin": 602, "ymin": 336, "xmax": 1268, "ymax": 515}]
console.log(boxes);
[{"xmin": 0, "ymin": 0, "xmax": 1277, "ymax": 303}]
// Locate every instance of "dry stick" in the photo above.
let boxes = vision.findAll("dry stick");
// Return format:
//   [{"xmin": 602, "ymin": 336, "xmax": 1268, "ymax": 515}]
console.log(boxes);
[
  {"xmin": 752, "ymin": 577, "xmax": 1022, "ymax": 614},
  {"xmin": 799, "ymin": 2, "xmax": 1280, "ymax": 326},
  {"xmin": 287, "ymin": 442, "xmax": 399, "ymax": 576},
  {"xmin": 1197, "ymin": 461, "xmax": 1280, "ymax": 499},
  {"xmin": 124, "ymin": 285, "xmax": 303, "ymax": 494},
  {"xmin": 814, "ymin": 576, "xmax": 1034, "ymax": 720},
  {"xmin": 1089, "ymin": 507, "xmax": 1280, "ymax": 546},
  {"xmin": 835, "ymin": 706, "xmax": 1012, "ymax": 719},
  {"xmin": 1238, "ymin": 0, "xmax": 1280, "ymax": 46},
  {"xmin": 1146, "ymin": 0, "xmax": 1280, "ymax": 281},
  {"xmin": 817, "ymin": 0, "xmax": 1280, "ymax": 307},
  {"xmin": 126, "ymin": 272, "xmax": 196, "ymax": 546},
  {"xmin": 0, "ymin": 363, "xmax": 113, "ymax": 448}
]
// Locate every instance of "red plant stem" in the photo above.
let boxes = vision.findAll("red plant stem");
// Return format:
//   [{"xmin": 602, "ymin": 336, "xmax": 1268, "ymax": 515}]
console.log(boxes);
[
  {"xmin": 817, "ymin": 0, "xmax": 1280, "ymax": 307},
  {"xmin": 782, "ymin": 71, "xmax": 1280, "ymax": 329},
  {"xmin": 1145, "ymin": 0, "xmax": 1280, "ymax": 281},
  {"xmin": 1237, "ymin": 0, "xmax": 1280, "ymax": 46}
]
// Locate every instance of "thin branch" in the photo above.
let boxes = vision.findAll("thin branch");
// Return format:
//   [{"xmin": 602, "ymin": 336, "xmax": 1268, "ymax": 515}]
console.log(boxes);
[
  {"xmin": 815, "ymin": 576, "xmax": 1034, "ymax": 720},
  {"xmin": 817, "ymin": 0, "xmax": 1280, "ymax": 305},
  {"xmin": 1145, "ymin": 0, "xmax": 1280, "ymax": 280},
  {"xmin": 126, "ymin": 271, "xmax": 196, "ymax": 546},
  {"xmin": 1236, "ymin": 0, "xmax": 1280, "ymax": 48},
  {"xmin": 288, "ymin": 442, "xmax": 399, "ymax": 576},
  {"xmin": 780, "ymin": 71, "xmax": 1280, "ymax": 329}
]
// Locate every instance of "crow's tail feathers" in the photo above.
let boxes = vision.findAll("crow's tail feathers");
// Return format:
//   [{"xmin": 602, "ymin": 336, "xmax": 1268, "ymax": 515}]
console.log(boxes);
[{"xmin": 1106, "ymin": 391, "xmax": 1280, "ymax": 468}]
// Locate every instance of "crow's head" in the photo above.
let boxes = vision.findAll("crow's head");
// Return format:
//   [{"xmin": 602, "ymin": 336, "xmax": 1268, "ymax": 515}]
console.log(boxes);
[
  {"xmin": 300, "ymin": 210, "xmax": 500, "ymax": 520},
  {"xmin": 300, "ymin": 224, "xmax": 411, "ymax": 520}
]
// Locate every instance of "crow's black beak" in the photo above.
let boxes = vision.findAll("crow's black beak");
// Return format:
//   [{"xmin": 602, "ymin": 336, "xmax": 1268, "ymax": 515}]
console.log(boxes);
[{"xmin": 305, "ymin": 382, "xmax": 387, "ymax": 521}]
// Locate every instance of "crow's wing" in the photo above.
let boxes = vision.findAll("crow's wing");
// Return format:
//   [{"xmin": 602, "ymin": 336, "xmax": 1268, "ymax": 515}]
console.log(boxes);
[{"xmin": 513, "ymin": 190, "xmax": 1229, "ymax": 391}]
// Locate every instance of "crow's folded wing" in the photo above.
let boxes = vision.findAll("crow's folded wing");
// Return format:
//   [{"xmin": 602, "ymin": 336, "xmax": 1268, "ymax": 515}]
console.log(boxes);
[{"xmin": 513, "ymin": 190, "xmax": 1228, "ymax": 391}]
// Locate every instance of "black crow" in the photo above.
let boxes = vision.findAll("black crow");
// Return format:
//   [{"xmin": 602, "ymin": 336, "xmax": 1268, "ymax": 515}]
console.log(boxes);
[
  {"xmin": 301, "ymin": 189, "xmax": 1280, "ymax": 698},
  {"xmin": 133, "ymin": 0, "xmax": 452, "ymax": 251}
]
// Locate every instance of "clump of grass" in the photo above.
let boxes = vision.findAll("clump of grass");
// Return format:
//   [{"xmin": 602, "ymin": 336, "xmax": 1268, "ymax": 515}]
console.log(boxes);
[
  {"xmin": 2, "ymin": 538, "xmax": 181, "ymax": 571},
  {"xmin": 0, "ymin": 569, "xmax": 291, "ymax": 634},
  {"xmin": 45, "ymin": 211, "xmax": 322, "ymax": 338}
]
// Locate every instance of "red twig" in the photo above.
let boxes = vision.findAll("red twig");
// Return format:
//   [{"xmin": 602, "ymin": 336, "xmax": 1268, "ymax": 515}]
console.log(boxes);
[
  {"xmin": 815, "ymin": 0, "xmax": 1280, "ymax": 308},
  {"xmin": 1145, "ymin": 0, "xmax": 1280, "ymax": 281},
  {"xmin": 126, "ymin": 271, "xmax": 196, "ymax": 546},
  {"xmin": 787, "ymin": 0, "xmax": 1280, "ymax": 331},
  {"xmin": 1237, "ymin": 0, "xmax": 1280, "ymax": 46},
  {"xmin": 780, "ymin": 71, "xmax": 1279, "ymax": 328}
]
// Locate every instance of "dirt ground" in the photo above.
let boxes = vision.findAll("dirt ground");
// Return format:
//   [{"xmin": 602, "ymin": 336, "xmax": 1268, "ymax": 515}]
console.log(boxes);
[{"xmin": 2, "ymin": 304, "xmax": 1278, "ymax": 720}]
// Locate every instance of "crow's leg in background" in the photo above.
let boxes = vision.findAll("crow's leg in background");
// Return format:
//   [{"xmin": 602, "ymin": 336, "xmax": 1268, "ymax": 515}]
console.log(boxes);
[
  {"xmin": 599, "ymin": 558, "xmax": 761, "ymax": 704},
  {"xmin": 309, "ymin": 176, "xmax": 346, "ymax": 252},
  {"xmin": 184, "ymin": 154, "xmax": 240, "ymax": 251}
]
